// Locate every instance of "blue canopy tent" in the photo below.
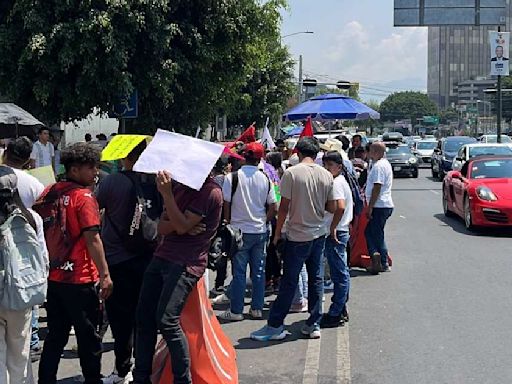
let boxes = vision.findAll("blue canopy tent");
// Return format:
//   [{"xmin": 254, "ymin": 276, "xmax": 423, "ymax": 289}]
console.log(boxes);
[{"xmin": 283, "ymin": 94, "xmax": 380, "ymax": 121}]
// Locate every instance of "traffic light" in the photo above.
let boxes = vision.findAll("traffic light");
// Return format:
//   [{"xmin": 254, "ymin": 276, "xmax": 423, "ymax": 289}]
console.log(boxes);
[{"xmin": 336, "ymin": 81, "xmax": 351, "ymax": 90}]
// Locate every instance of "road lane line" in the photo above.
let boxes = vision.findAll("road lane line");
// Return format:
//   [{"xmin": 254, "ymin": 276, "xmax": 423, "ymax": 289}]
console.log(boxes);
[
  {"xmin": 399, "ymin": 215, "xmax": 406, "ymax": 219},
  {"xmin": 430, "ymin": 189, "xmax": 440, "ymax": 195},
  {"xmin": 337, "ymin": 323, "xmax": 351, "ymax": 384},
  {"xmin": 302, "ymin": 336, "xmax": 321, "ymax": 384}
]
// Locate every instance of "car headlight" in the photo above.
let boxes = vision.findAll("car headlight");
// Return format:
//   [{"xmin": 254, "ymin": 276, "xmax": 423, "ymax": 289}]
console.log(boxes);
[
  {"xmin": 476, "ymin": 186, "xmax": 497, "ymax": 201},
  {"xmin": 408, "ymin": 157, "xmax": 417, "ymax": 164}
]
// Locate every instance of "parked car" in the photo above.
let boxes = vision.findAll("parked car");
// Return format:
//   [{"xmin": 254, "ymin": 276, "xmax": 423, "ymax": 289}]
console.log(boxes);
[
  {"xmin": 452, "ymin": 143, "xmax": 512, "ymax": 171},
  {"xmin": 385, "ymin": 143, "xmax": 418, "ymax": 178},
  {"xmin": 383, "ymin": 132, "xmax": 404, "ymax": 143},
  {"xmin": 431, "ymin": 136, "xmax": 477, "ymax": 181},
  {"xmin": 442, "ymin": 156, "xmax": 512, "ymax": 230},
  {"xmin": 413, "ymin": 139, "xmax": 437, "ymax": 168},
  {"xmin": 478, "ymin": 134, "xmax": 512, "ymax": 144}
]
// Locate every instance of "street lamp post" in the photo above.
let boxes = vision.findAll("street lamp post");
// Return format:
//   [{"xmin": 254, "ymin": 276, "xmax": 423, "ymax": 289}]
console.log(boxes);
[{"xmin": 281, "ymin": 31, "xmax": 314, "ymax": 103}]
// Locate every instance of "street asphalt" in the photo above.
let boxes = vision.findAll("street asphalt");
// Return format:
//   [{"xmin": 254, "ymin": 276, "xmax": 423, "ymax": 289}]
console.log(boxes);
[{"xmin": 33, "ymin": 169, "xmax": 512, "ymax": 383}]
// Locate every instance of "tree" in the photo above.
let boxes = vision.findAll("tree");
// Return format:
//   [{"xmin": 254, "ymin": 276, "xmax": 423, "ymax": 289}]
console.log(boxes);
[
  {"xmin": 490, "ymin": 75, "xmax": 512, "ymax": 121},
  {"xmin": 379, "ymin": 91, "xmax": 438, "ymax": 124},
  {"xmin": 358, "ymin": 100, "xmax": 381, "ymax": 135},
  {"xmin": 439, "ymin": 107, "xmax": 459, "ymax": 124},
  {"xmin": 0, "ymin": 0, "xmax": 290, "ymax": 134},
  {"xmin": 227, "ymin": 0, "xmax": 294, "ymax": 129}
]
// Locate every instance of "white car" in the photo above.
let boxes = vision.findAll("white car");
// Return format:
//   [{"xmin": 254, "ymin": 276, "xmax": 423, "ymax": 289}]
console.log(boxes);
[
  {"xmin": 452, "ymin": 143, "xmax": 512, "ymax": 171},
  {"xmin": 414, "ymin": 139, "xmax": 437, "ymax": 167},
  {"xmin": 478, "ymin": 134, "xmax": 512, "ymax": 144}
]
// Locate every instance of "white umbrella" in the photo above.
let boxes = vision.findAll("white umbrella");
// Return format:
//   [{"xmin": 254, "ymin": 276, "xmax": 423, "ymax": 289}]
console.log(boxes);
[{"xmin": 0, "ymin": 103, "xmax": 45, "ymax": 138}]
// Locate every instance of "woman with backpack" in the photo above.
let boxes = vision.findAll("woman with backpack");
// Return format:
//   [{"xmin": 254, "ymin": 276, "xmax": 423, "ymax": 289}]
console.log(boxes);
[{"xmin": 0, "ymin": 166, "xmax": 48, "ymax": 384}]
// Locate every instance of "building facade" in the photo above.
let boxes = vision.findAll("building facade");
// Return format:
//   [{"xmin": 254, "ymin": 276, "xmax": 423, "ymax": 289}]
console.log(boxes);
[{"xmin": 427, "ymin": 1, "xmax": 512, "ymax": 109}]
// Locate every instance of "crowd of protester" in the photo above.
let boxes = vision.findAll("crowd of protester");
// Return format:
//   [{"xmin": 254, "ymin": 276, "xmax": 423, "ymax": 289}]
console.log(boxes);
[{"xmin": 0, "ymin": 129, "xmax": 394, "ymax": 384}]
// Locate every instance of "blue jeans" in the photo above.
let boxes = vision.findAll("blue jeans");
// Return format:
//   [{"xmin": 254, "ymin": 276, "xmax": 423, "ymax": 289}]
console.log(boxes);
[
  {"xmin": 268, "ymin": 236, "xmax": 326, "ymax": 328},
  {"xmin": 324, "ymin": 231, "xmax": 350, "ymax": 317},
  {"xmin": 365, "ymin": 208, "xmax": 394, "ymax": 267},
  {"xmin": 31, "ymin": 306, "xmax": 39, "ymax": 349},
  {"xmin": 292, "ymin": 265, "xmax": 308, "ymax": 305},
  {"xmin": 230, "ymin": 233, "xmax": 267, "ymax": 314}
]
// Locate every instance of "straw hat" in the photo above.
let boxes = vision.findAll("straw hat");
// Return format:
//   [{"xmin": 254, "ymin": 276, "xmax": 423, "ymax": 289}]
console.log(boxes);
[{"xmin": 319, "ymin": 138, "xmax": 348, "ymax": 160}]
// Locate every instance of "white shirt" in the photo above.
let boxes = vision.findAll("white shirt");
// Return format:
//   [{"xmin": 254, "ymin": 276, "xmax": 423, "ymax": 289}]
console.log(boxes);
[
  {"xmin": 222, "ymin": 166, "xmax": 277, "ymax": 234},
  {"xmin": 365, "ymin": 158, "xmax": 394, "ymax": 208},
  {"xmin": 11, "ymin": 168, "xmax": 45, "ymax": 209},
  {"xmin": 30, "ymin": 141, "xmax": 55, "ymax": 168},
  {"xmin": 324, "ymin": 174, "xmax": 353, "ymax": 233}
]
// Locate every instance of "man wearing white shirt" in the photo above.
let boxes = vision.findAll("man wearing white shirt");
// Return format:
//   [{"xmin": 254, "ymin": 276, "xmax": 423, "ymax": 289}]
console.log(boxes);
[
  {"xmin": 365, "ymin": 142, "xmax": 394, "ymax": 274},
  {"xmin": 219, "ymin": 142, "xmax": 277, "ymax": 322},
  {"xmin": 30, "ymin": 127, "xmax": 55, "ymax": 170},
  {"xmin": 321, "ymin": 151, "xmax": 353, "ymax": 328}
]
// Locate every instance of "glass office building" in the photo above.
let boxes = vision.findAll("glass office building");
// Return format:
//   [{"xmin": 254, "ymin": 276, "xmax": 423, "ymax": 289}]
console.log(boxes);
[{"xmin": 428, "ymin": 2, "xmax": 512, "ymax": 109}]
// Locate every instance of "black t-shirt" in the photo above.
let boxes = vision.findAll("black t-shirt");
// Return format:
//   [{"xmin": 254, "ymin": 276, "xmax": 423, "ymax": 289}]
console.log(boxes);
[{"xmin": 96, "ymin": 172, "xmax": 146, "ymax": 265}]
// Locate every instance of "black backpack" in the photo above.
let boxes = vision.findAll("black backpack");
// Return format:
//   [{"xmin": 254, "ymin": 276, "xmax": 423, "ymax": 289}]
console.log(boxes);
[
  {"xmin": 340, "ymin": 165, "xmax": 365, "ymax": 217},
  {"xmin": 106, "ymin": 171, "xmax": 163, "ymax": 256}
]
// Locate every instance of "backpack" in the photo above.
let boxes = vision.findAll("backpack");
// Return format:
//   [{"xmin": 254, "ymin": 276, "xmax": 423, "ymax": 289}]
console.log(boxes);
[
  {"xmin": 207, "ymin": 222, "xmax": 244, "ymax": 270},
  {"xmin": 0, "ymin": 200, "xmax": 48, "ymax": 311},
  {"xmin": 33, "ymin": 183, "xmax": 81, "ymax": 270},
  {"xmin": 105, "ymin": 172, "xmax": 162, "ymax": 256},
  {"xmin": 340, "ymin": 165, "xmax": 365, "ymax": 217}
]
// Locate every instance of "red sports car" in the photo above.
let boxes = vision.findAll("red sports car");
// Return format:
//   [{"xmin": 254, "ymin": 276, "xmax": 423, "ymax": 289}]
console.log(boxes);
[{"xmin": 442, "ymin": 156, "xmax": 512, "ymax": 230}]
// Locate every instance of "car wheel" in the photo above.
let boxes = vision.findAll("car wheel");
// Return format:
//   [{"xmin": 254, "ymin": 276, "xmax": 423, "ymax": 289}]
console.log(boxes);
[
  {"xmin": 412, "ymin": 168, "xmax": 419, "ymax": 178},
  {"xmin": 464, "ymin": 195, "xmax": 474, "ymax": 231},
  {"xmin": 431, "ymin": 165, "xmax": 438, "ymax": 179},
  {"xmin": 442, "ymin": 187, "xmax": 455, "ymax": 218}
]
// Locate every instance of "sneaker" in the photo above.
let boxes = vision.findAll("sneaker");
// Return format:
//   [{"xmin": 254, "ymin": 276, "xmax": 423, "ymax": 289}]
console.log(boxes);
[
  {"xmin": 218, "ymin": 310, "xmax": 243, "ymax": 322},
  {"xmin": 210, "ymin": 286, "xmax": 225, "ymax": 297},
  {"xmin": 368, "ymin": 252, "xmax": 381, "ymax": 275},
  {"xmin": 381, "ymin": 265, "xmax": 392, "ymax": 272},
  {"xmin": 102, "ymin": 371, "xmax": 133, "ymax": 384},
  {"xmin": 211, "ymin": 293, "xmax": 230, "ymax": 305},
  {"xmin": 342, "ymin": 307, "xmax": 349, "ymax": 323},
  {"xmin": 69, "ymin": 326, "xmax": 76, "ymax": 336},
  {"xmin": 249, "ymin": 309, "xmax": 263, "ymax": 319},
  {"xmin": 289, "ymin": 299, "xmax": 308, "ymax": 313},
  {"xmin": 250, "ymin": 325, "xmax": 287, "ymax": 341},
  {"xmin": 320, "ymin": 314, "xmax": 344, "ymax": 328},
  {"xmin": 301, "ymin": 324, "xmax": 321, "ymax": 339}
]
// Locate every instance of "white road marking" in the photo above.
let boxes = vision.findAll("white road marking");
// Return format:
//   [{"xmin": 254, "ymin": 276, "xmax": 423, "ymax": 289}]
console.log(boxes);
[
  {"xmin": 302, "ymin": 335, "xmax": 322, "ymax": 384},
  {"xmin": 337, "ymin": 323, "xmax": 351, "ymax": 384},
  {"xmin": 430, "ymin": 189, "xmax": 440, "ymax": 195},
  {"xmin": 399, "ymin": 215, "xmax": 406, "ymax": 219}
]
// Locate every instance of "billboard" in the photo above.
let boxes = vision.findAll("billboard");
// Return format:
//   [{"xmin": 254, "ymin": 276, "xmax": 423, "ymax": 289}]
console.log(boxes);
[
  {"xmin": 490, "ymin": 31, "xmax": 510, "ymax": 76},
  {"xmin": 394, "ymin": 0, "xmax": 507, "ymax": 27}
]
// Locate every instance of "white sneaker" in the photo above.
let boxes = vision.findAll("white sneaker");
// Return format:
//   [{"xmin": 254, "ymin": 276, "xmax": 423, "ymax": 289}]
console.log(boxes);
[
  {"xmin": 102, "ymin": 371, "xmax": 133, "ymax": 384},
  {"xmin": 211, "ymin": 293, "xmax": 230, "ymax": 305},
  {"xmin": 249, "ymin": 309, "xmax": 263, "ymax": 319},
  {"xmin": 218, "ymin": 310, "xmax": 244, "ymax": 321}
]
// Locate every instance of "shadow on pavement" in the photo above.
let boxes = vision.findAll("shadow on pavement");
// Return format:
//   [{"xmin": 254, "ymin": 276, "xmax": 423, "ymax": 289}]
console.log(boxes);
[
  {"xmin": 234, "ymin": 320, "xmax": 305, "ymax": 350},
  {"xmin": 434, "ymin": 213, "xmax": 512, "ymax": 238}
]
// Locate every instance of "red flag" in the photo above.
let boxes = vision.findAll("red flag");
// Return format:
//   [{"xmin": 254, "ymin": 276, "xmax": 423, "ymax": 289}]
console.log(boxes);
[
  {"xmin": 234, "ymin": 124, "xmax": 256, "ymax": 145},
  {"xmin": 293, "ymin": 117, "xmax": 314, "ymax": 153},
  {"xmin": 299, "ymin": 117, "xmax": 314, "ymax": 138}
]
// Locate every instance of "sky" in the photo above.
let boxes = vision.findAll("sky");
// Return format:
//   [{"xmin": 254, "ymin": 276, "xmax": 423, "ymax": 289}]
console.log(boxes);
[{"xmin": 281, "ymin": 0, "xmax": 428, "ymax": 102}]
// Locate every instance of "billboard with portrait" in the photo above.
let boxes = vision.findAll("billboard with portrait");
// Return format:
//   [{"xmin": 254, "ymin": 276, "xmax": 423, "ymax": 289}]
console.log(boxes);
[{"xmin": 490, "ymin": 31, "xmax": 510, "ymax": 76}]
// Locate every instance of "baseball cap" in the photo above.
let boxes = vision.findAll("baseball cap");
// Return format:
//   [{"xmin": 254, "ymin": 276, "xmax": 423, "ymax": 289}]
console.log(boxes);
[{"xmin": 243, "ymin": 142, "xmax": 265, "ymax": 160}]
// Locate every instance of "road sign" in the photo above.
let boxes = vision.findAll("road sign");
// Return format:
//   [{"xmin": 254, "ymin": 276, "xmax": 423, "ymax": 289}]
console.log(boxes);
[
  {"xmin": 423, "ymin": 116, "xmax": 439, "ymax": 125},
  {"xmin": 109, "ymin": 91, "xmax": 138, "ymax": 119},
  {"xmin": 456, "ymin": 105, "xmax": 467, "ymax": 112},
  {"xmin": 394, "ymin": 0, "xmax": 507, "ymax": 27}
]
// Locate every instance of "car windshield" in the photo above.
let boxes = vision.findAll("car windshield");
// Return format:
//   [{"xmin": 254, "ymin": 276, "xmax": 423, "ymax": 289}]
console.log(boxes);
[
  {"xmin": 469, "ymin": 146, "xmax": 512, "ymax": 158},
  {"xmin": 483, "ymin": 135, "xmax": 512, "ymax": 143},
  {"xmin": 386, "ymin": 146, "xmax": 411, "ymax": 155},
  {"xmin": 417, "ymin": 142, "xmax": 437, "ymax": 150},
  {"xmin": 471, "ymin": 159, "xmax": 512, "ymax": 179},
  {"xmin": 445, "ymin": 139, "xmax": 474, "ymax": 152}
]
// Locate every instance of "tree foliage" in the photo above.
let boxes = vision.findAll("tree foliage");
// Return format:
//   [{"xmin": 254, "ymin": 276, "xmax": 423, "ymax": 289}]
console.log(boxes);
[
  {"xmin": 379, "ymin": 91, "xmax": 438, "ymax": 124},
  {"xmin": 490, "ymin": 75, "xmax": 512, "ymax": 121},
  {"xmin": 0, "ymin": 0, "xmax": 292, "ymax": 134}
]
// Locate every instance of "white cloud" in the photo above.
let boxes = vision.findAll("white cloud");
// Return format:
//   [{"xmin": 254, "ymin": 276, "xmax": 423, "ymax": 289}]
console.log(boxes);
[{"xmin": 318, "ymin": 21, "xmax": 428, "ymax": 95}]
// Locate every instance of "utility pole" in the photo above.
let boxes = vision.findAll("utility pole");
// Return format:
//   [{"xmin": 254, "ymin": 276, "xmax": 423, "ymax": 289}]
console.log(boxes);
[
  {"xmin": 497, "ymin": 25, "xmax": 502, "ymax": 143},
  {"xmin": 298, "ymin": 54, "xmax": 303, "ymax": 103}
]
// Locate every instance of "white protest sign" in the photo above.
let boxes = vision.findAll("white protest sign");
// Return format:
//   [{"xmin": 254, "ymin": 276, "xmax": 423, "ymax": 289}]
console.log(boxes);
[{"xmin": 133, "ymin": 129, "xmax": 224, "ymax": 191}]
